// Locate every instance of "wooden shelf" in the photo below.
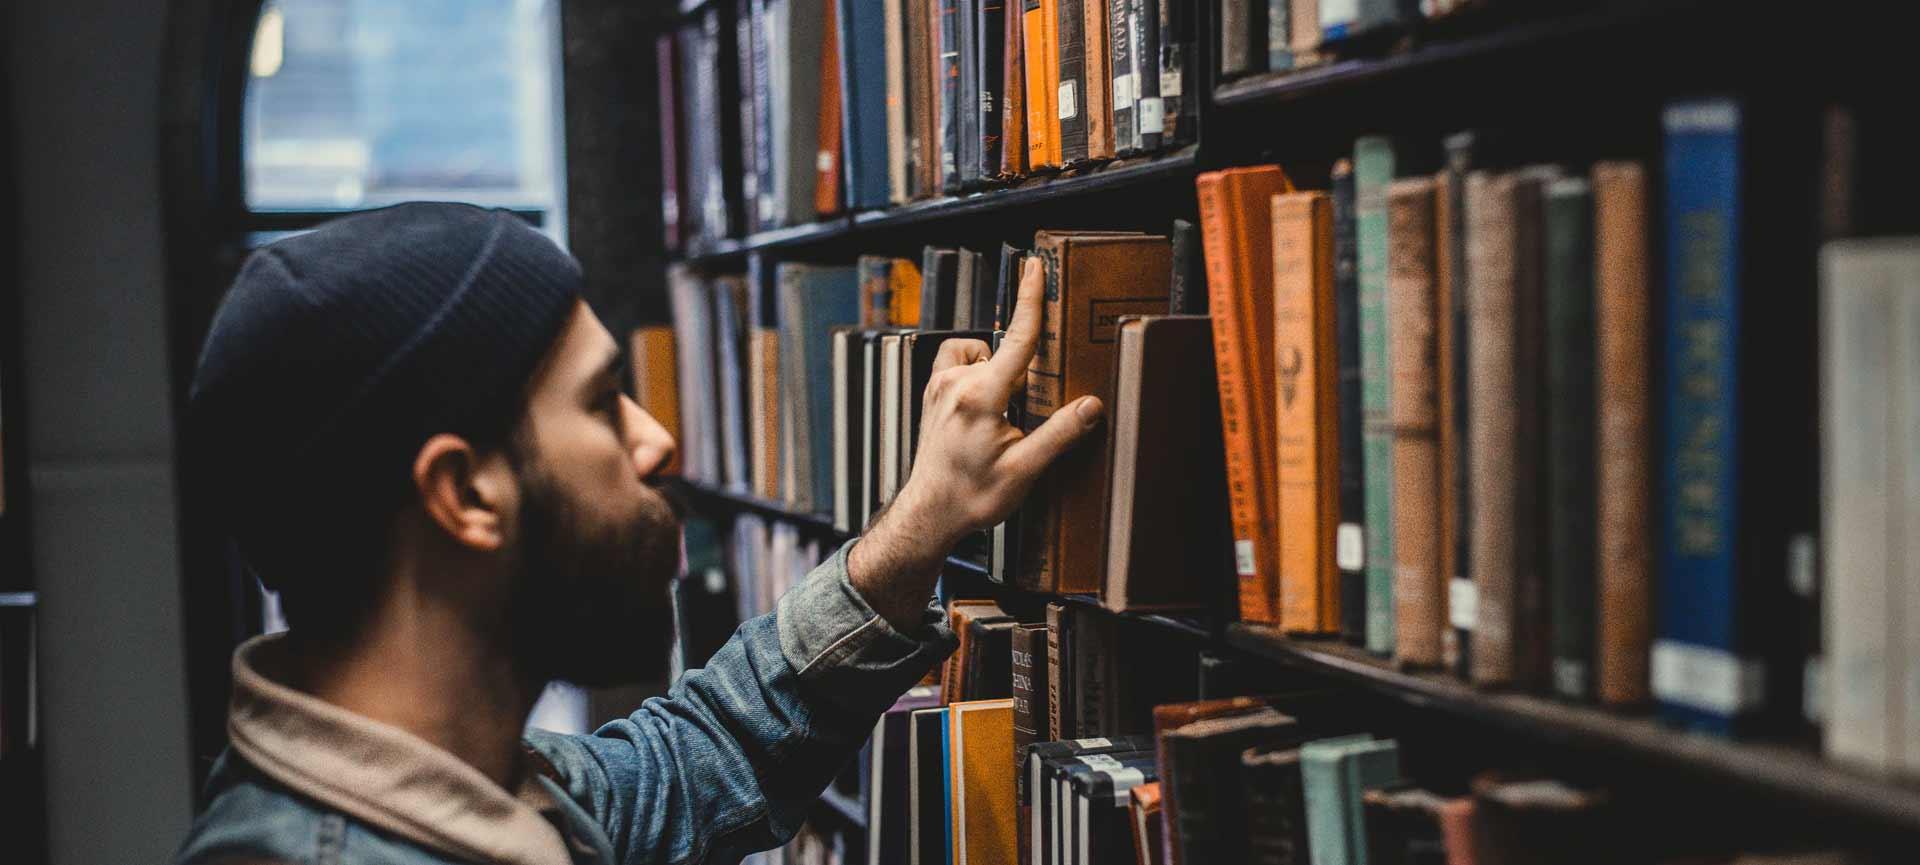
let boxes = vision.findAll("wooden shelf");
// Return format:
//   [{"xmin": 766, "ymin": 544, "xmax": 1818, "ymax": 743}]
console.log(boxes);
[
  {"xmin": 674, "ymin": 146, "xmax": 1200, "ymax": 267},
  {"xmin": 1226, "ymin": 624, "xmax": 1920, "ymax": 834}
]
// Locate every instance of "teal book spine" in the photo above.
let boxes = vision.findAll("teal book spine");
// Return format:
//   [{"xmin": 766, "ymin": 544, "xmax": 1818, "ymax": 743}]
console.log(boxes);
[
  {"xmin": 1301, "ymin": 734, "xmax": 1374, "ymax": 865},
  {"xmin": 1355, "ymin": 135, "xmax": 1397, "ymax": 656},
  {"xmin": 1339, "ymin": 740, "xmax": 1402, "ymax": 865}
]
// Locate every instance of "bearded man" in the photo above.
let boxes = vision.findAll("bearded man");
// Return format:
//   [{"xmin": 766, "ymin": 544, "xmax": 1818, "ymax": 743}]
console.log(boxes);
[{"xmin": 172, "ymin": 203, "xmax": 1103, "ymax": 865}]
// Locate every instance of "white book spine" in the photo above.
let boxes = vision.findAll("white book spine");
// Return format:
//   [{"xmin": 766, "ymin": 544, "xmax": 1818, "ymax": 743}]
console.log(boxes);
[
  {"xmin": 1893, "ymin": 247, "xmax": 1920, "ymax": 772},
  {"xmin": 1821, "ymin": 241, "xmax": 1900, "ymax": 773},
  {"xmin": 832, "ymin": 331, "xmax": 852, "ymax": 532}
]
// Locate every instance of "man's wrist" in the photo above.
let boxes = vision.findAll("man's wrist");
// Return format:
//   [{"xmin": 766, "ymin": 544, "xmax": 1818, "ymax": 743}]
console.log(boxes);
[{"xmin": 847, "ymin": 485, "xmax": 957, "ymax": 630}]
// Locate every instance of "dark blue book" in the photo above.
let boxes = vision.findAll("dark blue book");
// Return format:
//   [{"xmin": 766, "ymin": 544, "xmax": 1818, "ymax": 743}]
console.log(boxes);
[
  {"xmin": 777, "ymin": 263, "xmax": 861, "ymax": 516},
  {"xmin": 976, "ymin": 0, "xmax": 1007, "ymax": 178},
  {"xmin": 910, "ymin": 707, "xmax": 951, "ymax": 865},
  {"xmin": 1658, "ymin": 97, "xmax": 1820, "ymax": 736},
  {"xmin": 836, "ymin": 0, "xmax": 890, "ymax": 209},
  {"xmin": 1331, "ymin": 159, "xmax": 1366, "ymax": 645}
]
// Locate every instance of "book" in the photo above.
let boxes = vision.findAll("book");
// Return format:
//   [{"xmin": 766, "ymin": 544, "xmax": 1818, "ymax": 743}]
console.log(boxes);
[
  {"xmin": 1658, "ymin": 98, "xmax": 1820, "ymax": 735},
  {"xmin": 772, "ymin": 0, "xmax": 827, "ymax": 226},
  {"xmin": 1438, "ymin": 131, "xmax": 1479, "ymax": 678},
  {"xmin": 1135, "ymin": 0, "xmax": 1162, "ymax": 152},
  {"xmin": 871, "ymin": 687, "xmax": 946, "ymax": 865},
  {"xmin": 1001, "ymin": 0, "xmax": 1028, "ymax": 177},
  {"xmin": 922, "ymin": 247, "xmax": 961, "ymax": 328},
  {"xmin": 668, "ymin": 266, "xmax": 721, "ymax": 484},
  {"xmin": 1103, "ymin": 315, "xmax": 1229, "ymax": 612},
  {"xmin": 908, "ymin": 0, "xmax": 938, "ymax": 196},
  {"xmin": 1387, "ymin": 178, "xmax": 1442, "ymax": 667},
  {"xmin": 978, "ymin": 0, "xmax": 1007, "ymax": 178},
  {"xmin": 1469, "ymin": 773, "xmax": 1613, "ymax": 865},
  {"xmin": 1219, "ymin": 0, "xmax": 1264, "ymax": 79},
  {"xmin": 777, "ymin": 263, "xmax": 862, "ymax": 515},
  {"xmin": 937, "ymin": 0, "xmax": 963, "ymax": 190},
  {"xmin": 1331, "ymin": 159, "xmax": 1367, "ymax": 644},
  {"xmin": 1046, "ymin": 601, "xmax": 1074, "ymax": 739},
  {"xmin": 1022, "ymin": 0, "xmax": 1058, "ymax": 169},
  {"xmin": 831, "ymin": 327, "xmax": 863, "ymax": 532},
  {"xmin": 1510, "ymin": 165, "xmax": 1558, "ymax": 693},
  {"xmin": 1067, "ymin": 755, "xmax": 1157, "ymax": 864},
  {"xmin": 1301, "ymin": 735, "xmax": 1400, "ymax": 865},
  {"xmin": 1289, "ymin": 0, "xmax": 1320, "ymax": 68},
  {"xmin": 892, "ymin": 256, "xmax": 926, "ymax": 326},
  {"xmin": 1163, "ymin": 708, "xmax": 1303, "ymax": 865},
  {"xmin": 1056, "ymin": 0, "xmax": 1088, "ymax": 164},
  {"xmin": 1045, "ymin": 750, "xmax": 1155, "ymax": 865},
  {"xmin": 963, "ymin": 617, "xmax": 1018, "ymax": 701},
  {"xmin": 1083, "ymin": 0, "xmax": 1112, "ymax": 160},
  {"xmin": 860, "ymin": 255, "xmax": 897, "ymax": 325},
  {"xmin": 1266, "ymin": 0, "xmax": 1288, "ymax": 71},
  {"xmin": 837, "ymin": 0, "xmax": 890, "ymax": 209},
  {"xmin": 1196, "ymin": 166, "xmax": 1295, "ymax": 624},
  {"xmin": 1319, "ymin": 0, "xmax": 1356, "ymax": 41},
  {"xmin": 1464, "ymin": 171, "xmax": 1517, "ymax": 688},
  {"xmin": 1592, "ymin": 161, "xmax": 1652, "ymax": 708},
  {"xmin": 949, "ymin": 699, "xmax": 1018, "ymax": 865},
  {"xmin": 1011, "ymin": 623, "xmax": 1050, "ymax": 865},
  {"xmin": 1241, "ymin": 746, "xmax": 1309, "ymax": 865},
  {"xmin": 910, "ymin": 706, "xmax": 952, "ymax": 865},
  {"xmin": 1354, "ymin": 135, "xmax": 1397, "ymax": 656},
  {"xmin": 882, "ymin": 0, "xmax": 910, "ymax": 204},
  {"xmin": 1156, "ymin": 0, "xmax": 1193, "ymax": 146},
  {"xmin": 815, "ymin": 0, "xmax": 846, "ymax": 215},
  {"xmin": 628, "ymin": 325, "xmax": 681, "ymax": 476},
  {"xmin": 958, "ymin": 0, "xmax": 983, "ymax": 189},
  {"xmin": 747, "ymin": 257, "xmax": 783, "ymax": 498},
  {"xmin": 1130, "ymin": 782, "xmax": 1164, "ymax": 865},
  {"xmin": 1019, "ymin": 232, "xmax": 1172, "ymax": 593},
  {"xmin": 944, "ymin": 600, "xmax": 1012, "ymax": 703},
  {"xmin": 1819, "ymin": 239, "xmax": 1920, "ymax": 773},
  {"xmin": 1108, "ymin": 0, "xmax": 1135, "ymax": 156},
  {"xmin": 656, "ymin": 34, "xmax": 685, "ymax": 249},
  {"xmin": 1272, "ymin": 190, "xmax": 1340, "ymax": 634},
  {"xmin": 1151, "ymin": 697, "xmax": 1277, "ymax": 865},
  {"xmin": 1169, "ymin": 218, "xmax": 1205, "ymax": 315},
  {"xmin": 1544, "ymin": 176, "xmax": 1596, "ymax": 700},
  {"xmin": 713, "ymin": 276, "xmax": 752, "ymax": 493},
  {"xmin": 737, "ymin": 0, "xmax": 764, "ymax": 229},
  {"xmin": 1024, "ymin": 736, "xmax": 1155, "ymax": 865}
]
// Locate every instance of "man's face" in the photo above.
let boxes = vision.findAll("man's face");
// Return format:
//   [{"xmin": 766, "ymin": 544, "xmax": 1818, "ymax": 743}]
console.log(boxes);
[{"xmin": 502, "ymin": 301, "xmax": 682, "ymax": 688}]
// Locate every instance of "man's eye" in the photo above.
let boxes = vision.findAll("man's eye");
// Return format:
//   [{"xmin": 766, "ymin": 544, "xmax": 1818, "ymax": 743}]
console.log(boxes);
[{"xmin": 598, "ymin": 390, "xmax": 621, "ymax": 416}]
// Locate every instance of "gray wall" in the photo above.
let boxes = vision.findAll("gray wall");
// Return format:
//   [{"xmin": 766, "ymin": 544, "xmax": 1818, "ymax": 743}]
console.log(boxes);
[{"xmin": 6, "ymin": 1, "xmax": 195, "ymax": 862}]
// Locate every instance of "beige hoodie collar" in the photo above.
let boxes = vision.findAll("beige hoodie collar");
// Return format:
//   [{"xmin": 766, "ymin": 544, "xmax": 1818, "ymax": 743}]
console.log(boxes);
[{"xmin": 228, "ymin": 633, "xmax": 575, "ymax": 865}]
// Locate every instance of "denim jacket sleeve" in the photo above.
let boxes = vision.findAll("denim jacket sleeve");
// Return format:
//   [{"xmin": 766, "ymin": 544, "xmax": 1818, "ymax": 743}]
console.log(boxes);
[{"xmin": 526, "ymin": 539, "xmax": 956, "ymax": 865}]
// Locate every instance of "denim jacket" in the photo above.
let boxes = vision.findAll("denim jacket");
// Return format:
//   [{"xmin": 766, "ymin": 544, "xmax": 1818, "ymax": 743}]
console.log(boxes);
[{"xmin": 174, "ymin": 540, "xmax": 955, "ymax": 865}]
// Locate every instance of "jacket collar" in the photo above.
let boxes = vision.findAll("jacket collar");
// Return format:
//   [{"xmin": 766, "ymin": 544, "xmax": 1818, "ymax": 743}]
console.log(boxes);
[{"xmin": 227, "ymin": 633, "xmax": 575, "ymax": 865}]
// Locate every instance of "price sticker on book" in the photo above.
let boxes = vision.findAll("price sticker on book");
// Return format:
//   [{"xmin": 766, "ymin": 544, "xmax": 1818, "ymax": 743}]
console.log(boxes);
[
  {"xmin": 1335, "ymin": 523, "xmax": 1363, "ymax": 572},
  {"xmin": 1057, "ymin": 81, "xmax": 1078, "ymax": 120},
  {"xmin": 1137, "ymin": 98, "xmax": 1164, "ymax": 137},
  {"xmin": 1449, "ymin": 577, "xmax": 1476, "ymax": 630},
  {"xmin": 1235, "ymin": 540, "xmax": 1256, "ymax": 576}
]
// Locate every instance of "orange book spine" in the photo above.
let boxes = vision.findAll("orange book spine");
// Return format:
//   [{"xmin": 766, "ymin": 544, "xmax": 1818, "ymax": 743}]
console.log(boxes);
[
  {"xmin": 1039, "ymin": 0, "xmax": 1061, "ymax": 167},
  {"xmin": 814, "ymin": 0, "xmax": 844, "ymax": 216},
  {"xmin": 630, "ymin": 326, "xmax": 681, "ymax": 476},
  {"xmin": 1196, "ymin": 167, "xmax": 1292, "ymax": 624},
  {"xmin": 1388, "ymin": 177, "xmax": 1444, "ymax": 667},
  {"xmin": 1435, "ymin": 170, "xmax": 1461, "ymax": 670},
  {"xmin": 1022, "ymin": 0, "xmax": 1052, "ymax": 169},
  {"xmin": 1083, "ymin": 0, "xmax": 1111, "ymax": 160},
  {"xmin": 890, "ymin": 258, "xmax": 924, "ymax": 326},
  {"xmin": 1272, "ymin": 191, "xmax": 1339, "ymax": 633},
  {"xmin": 1593, "ymin": 161, "xmax": 1652, "ymax": 707}
]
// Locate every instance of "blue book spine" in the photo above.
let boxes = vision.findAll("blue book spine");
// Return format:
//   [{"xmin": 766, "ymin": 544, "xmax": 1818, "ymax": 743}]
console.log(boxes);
[
  {"xmin": 808, "ymin": 268, "xmax": 862, "ymax": 515},
  {"xmin": 836, "ymin": 0, "xmax": 890, "ymax": 208},
  {"xmin": 1658, "ymin": 98, "xmax": 1752, "ymax": 736}
]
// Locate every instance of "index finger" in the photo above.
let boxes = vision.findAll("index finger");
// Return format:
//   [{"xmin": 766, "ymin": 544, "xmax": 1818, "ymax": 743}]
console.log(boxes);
[{"xmin": 989, "ymin": 256, "xmax": 1046, "ymax": 381}]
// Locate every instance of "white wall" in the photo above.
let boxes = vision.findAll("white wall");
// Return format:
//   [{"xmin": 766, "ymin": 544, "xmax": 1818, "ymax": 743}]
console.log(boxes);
[{"xmin": 6, "ymin": 0, "xmax": 195, "ymax": 861}]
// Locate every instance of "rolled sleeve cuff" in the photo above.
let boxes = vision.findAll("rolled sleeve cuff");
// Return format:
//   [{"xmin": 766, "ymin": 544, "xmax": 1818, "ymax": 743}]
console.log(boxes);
[{"xmin": 776, "ymin": 539, "xmax": 956, "ymax": 716}]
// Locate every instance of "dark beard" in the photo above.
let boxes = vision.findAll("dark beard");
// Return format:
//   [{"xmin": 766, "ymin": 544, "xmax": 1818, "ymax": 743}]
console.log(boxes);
[{"xmin": 508, "ymin": 463, "xmax": 681, "ymax": 688}]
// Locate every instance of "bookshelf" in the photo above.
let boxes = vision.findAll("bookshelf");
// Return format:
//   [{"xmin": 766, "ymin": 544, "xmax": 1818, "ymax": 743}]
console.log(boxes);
[{"xmin": 648, "ymin": 0, "xmax": 1920, "ymax": 859}]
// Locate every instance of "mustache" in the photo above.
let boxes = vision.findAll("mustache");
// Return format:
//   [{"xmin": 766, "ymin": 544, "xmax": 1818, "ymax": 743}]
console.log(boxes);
[{"xmin": 653, "ymin": 478, "xmax": 692, "ymax": 522}]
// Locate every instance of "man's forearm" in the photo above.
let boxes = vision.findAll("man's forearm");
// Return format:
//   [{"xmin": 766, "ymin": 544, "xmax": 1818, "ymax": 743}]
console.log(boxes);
[{"xmin": 846, "ymin": 483, "xmax": 959, "ymax": 632}]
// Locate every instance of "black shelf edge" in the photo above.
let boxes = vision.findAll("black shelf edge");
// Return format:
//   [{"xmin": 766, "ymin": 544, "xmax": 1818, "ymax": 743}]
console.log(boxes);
[
  {"xmin": 1053, "ymin": 593, "xmax": 1215, "ymax": 640},
  {"xmin": 676, "ymin": 482, "xmax": 990, "ymax": 579},
  {"xmin": 1225, "ymin": 624, "xmax": 1920, "ymax": 833},
  {"xmin": 673, "ymin": 146, "xmax": 1200, "ymax": 267},
  {"xmin": 1213, "ymin": 4, "xmax": 1677, "ymax": 109},
  {"xmin": 813, "ymin": 789, "xmax": 867, "ymax": 827}
]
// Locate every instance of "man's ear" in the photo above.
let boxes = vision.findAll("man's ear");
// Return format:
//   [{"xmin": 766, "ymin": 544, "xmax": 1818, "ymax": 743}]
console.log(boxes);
[{"xmin": 412, "ymin": 433, "xmax": 514, "ymax": 552}]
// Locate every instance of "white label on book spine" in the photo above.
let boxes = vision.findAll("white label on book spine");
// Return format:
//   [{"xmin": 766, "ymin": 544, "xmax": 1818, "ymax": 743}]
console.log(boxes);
[
  {"xmin": 1235, "ymin": 540, "xmax": 1256, "ymax": 576},
  {"xmin": 1137, "ymin": 98, "xmax": 1164, "ymax": 135},
  {"xmin": 1160, "ymin": 66, "xmax": 1182, "ymax": 98},
  {"xmin": 816, "ymin": 150, "xmax": 834, "ymax": 172},
  {"xmin": 1448, "ymin": 577, "xmax": 1476, "ymax": 631},
  {"xmin": 1336, "ymin": 523, "xmax": 1364, "ymax": 572},
  {"xmin": 1057, "ymin": 82, "xmax": 1078, "ymax": 120},
  {"xmin": 1788, "ymin": 533, "xmax": 1817, "ymax": 597},
  {"xmin": 1070, "ymin": 737, "xmax": 1111, "ymax": 748},
  {"xmin": 1076, "ymin": 754, "xmax": 1123, "ymax": 769},
  {"xmin": 1651, "ymin": 640, "xmax": 1766, "ymax": 714},
  {"xmin": 1103, "ymin": 767, "xmax": 1146, "ymax": 804},
  {"xmin": 1111, "ymin": 73, "xmax": 1134, "ymax": 107}
]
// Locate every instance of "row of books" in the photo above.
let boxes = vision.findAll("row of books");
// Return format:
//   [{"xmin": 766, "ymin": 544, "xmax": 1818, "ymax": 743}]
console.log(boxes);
[
  {"xmin": 850, "ymin": 596, "xmax": 1870, "ymax": 865},
  {"xmin": 655, "ymin": 0, "xmax": 1203, "ymax": 248},
  {"xmin": 1190, "ymin": 96, "xmax": 1867, "ymax": 744},
  {"xmin": 668, "ymin": 515, "xmax": 830, "ymax": 681},
  {"xmin": 747, "ymin": 821, "xmax": 859, "ymax": 865},
  {"xmin": 1216, "ymin": 0, "xmax": 1485, "ymax": 82}
]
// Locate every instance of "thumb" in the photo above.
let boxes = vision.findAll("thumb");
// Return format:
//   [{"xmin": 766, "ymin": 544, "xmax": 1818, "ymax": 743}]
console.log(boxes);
[{"xmin": 1005, "ymin": 396, "xmax": 1105, "ymax": 477}]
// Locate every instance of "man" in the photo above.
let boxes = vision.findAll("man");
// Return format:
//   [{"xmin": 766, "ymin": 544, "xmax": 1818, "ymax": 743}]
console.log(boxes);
[{"xmin": 173, "ymin": 203, "xmax": 1104, "ymax": 865}]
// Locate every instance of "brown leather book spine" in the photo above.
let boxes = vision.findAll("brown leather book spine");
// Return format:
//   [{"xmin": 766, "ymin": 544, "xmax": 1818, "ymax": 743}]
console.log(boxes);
[
  {"xmin": 1466, "ymin": 171, "xmax": 1518, "ymax": 687},
  {"xmin": 908, "ymin": 0, "xmax": 938, "ymax": 196},
  {"xmin": 814, "ymin": 0, "xmax": 845, "ymax": 216},
  {"xmin": 631, "ymin": 326, "xmax": 682, "ymax": 476},
  {"xmin": 749, "ymin": 329, "xmax": 781, "ymax": 499},
  {"xmin": 1021, "ymin": 233, "xmax": 1172, "ymax": 593},
  {"xmin": 1592, "ymin": 161, "xmax": 1652, "ymax": 707},
  {"xmin": 1272, "ymin": 191, "xmax": 1339, "ymax": 633},
  {"xmin": 1084, "ymin": 0, "xmax": 1112, "ymax": 160},
  {"xmin": 1046, "ymin": 601, "xmax": 1070, "ymax": 739},
  {"xmin": 1389, "ymin": 178, "xmax": 1444, "ymax": 668},
  {"xmin": 1288, "ymin": 0, "xmax": 1320, "ymax": 67},
  {"xmin": 1435, "ymin": 170, "xmax": 1460, "ymax": 671},
  {"xmin": 1196, "ymin": 167, "xmax": 1293, "ymax": 624},
  {"xmin": 1001, "ymin": 0, "xmax": 1028, "ymax": 176}
]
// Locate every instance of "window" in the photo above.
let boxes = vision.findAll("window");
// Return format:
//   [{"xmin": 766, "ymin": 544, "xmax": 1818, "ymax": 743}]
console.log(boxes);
[{"xmin": 244, "ymin": 0, "xmax": 566, "ymax": 238}]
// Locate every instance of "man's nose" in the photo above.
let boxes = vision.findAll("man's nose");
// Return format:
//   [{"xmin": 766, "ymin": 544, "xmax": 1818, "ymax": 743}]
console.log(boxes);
[{"xmin": 623, "ymin": 394, "xmax": 679, "ymax": 477}]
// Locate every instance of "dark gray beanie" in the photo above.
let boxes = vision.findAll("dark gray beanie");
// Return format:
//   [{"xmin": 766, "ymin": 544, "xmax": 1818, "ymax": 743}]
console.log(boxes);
[{"xmin": 189, "ymin": 202, "xmax": 581, "ymax": 591}]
